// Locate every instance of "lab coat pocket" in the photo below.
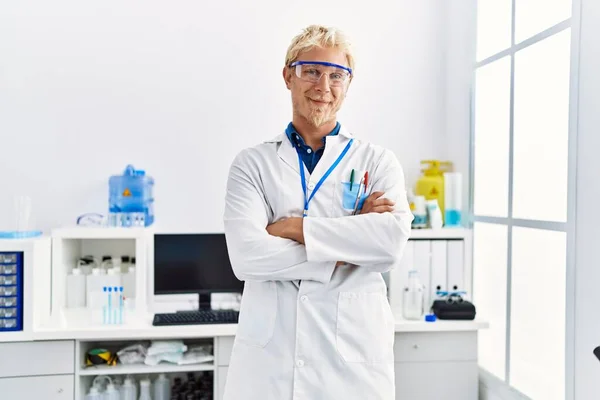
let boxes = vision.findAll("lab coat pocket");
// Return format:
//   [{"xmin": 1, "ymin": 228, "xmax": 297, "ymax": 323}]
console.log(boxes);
[
  {"xmin": 340, "ymin": 182, "xmax": 368, "ymax": 212},
  {"xmin": 336, "ymin": 292, "xmax": 394, "ymax": 363},
  {"xmin": 236, "ymin": 281, "xmax": 278, "ymax": 348}
]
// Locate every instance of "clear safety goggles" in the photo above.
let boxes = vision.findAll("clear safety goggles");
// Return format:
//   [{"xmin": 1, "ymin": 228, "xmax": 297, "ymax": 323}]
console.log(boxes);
[{"xmin": 289, "ymin": 61, "xmax": 352, "ymax": 87}]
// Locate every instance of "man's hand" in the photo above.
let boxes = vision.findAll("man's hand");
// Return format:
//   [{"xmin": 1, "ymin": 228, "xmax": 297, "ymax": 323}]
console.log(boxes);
[
  {"xmin": 360, "ymin": 191, "xmax": 395, "ymax": 214},
  {"xmin": 266, "ymin": 217, "xmax": 304, "ymax": 244}
]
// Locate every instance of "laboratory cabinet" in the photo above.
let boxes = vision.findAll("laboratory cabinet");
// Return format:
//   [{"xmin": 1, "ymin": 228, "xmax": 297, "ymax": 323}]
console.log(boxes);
[
  {"xmin": 0, "ymin": 331, "xmax": 481, "ymax": 400},
  {"xmin": 0, "ymin": 375, "xmax": 74, "ymax": 400},
  {"xmin": 214, "ymin": 331, "xmax": 479, "ymax": 400},
  {"xmin": 394, "ymin": 332, "xmax": 478, "ymax": 400},
  {"xmin": 0, "ymin": 340, "xmax": 75, "ymax": 399},
  {"xmin": 0, "ymin": 340, "xmax": 75, "ymax": 377}
]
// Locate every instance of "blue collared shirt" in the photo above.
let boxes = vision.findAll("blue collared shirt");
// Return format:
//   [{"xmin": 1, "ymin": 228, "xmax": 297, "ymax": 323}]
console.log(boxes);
[{"xmin": 285, "ymin": 122, "xmax": 341, "ymax": 174}]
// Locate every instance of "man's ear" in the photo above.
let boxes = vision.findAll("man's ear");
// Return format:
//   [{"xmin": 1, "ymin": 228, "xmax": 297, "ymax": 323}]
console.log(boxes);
[{"xmin": 283, "ymin": 66, "xmax": 292, "ymax": 90}]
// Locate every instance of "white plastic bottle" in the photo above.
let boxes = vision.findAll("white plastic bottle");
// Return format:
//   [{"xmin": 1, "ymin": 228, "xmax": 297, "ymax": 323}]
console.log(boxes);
[
  {"xmin": 138, "ymin": 378, "xmax": 152, "ymax": 400},
  {"xmin": 106, "ymin": 267, "xmax": 122, "ymax": 289},
  {"xmin": 120, "ymin": 376, "xmax": 137, "ymax": 400},
  {"xmin": 104, "ymin": 381, "xmax": 121, "ymax": 400},
  {"xmin": 66, "ymin": 267, "xmax": 86, "ymax": 308},
  {"xmin": 86, "ymin": 267, "xmax": 104, "ymax": 309},
  {"xmin": 85, "ymin": 386, "xmax": 103, "ymax": 400},
  {"xmin": 402, "ymin": 270, "xmax": 425, "ymax": 320},
  {"xmin": 153, "ymin": 373, "xmax": 170, "ymax": 400}
]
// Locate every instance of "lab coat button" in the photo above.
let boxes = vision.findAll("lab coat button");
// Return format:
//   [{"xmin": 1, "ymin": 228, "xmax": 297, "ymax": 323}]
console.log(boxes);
[
  {"xmin": 300, "ymin": 295, "xmax": 308, "ymax": 302},
  {"xmin": 296, "ymin": 360, "xmax": 304, "ymax": 367},
  {"xmin": 308, "ymin": 182, "xmax": 315, "ymax": 190}
]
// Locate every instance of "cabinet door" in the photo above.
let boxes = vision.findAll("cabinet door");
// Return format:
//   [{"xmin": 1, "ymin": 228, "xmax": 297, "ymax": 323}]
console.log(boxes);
[
  {"xmin": 395, "ymin": 361, "xmax": 477, "ymax": 400},
  {"xmin": 0, "ymin": 375, "xmax": 74, "ymax": 400}
]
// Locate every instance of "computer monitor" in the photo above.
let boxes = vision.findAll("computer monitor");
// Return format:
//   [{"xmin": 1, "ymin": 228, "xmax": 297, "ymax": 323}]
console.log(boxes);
[{"xmin": 153, "ymin": 233, "xmax": 243, "ymax": 310}]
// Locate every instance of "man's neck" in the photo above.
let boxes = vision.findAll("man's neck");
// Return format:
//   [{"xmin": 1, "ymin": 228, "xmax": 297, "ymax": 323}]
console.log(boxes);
[{"xmin": 292, "ymin": 117, "xmax": 337, "ymax": 150}]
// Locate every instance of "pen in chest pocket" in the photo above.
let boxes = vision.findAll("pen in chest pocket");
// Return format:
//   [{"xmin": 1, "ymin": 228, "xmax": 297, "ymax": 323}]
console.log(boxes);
[{"xmin": 352, "ymin": 171, "xmax": 369, "ymax": 215}]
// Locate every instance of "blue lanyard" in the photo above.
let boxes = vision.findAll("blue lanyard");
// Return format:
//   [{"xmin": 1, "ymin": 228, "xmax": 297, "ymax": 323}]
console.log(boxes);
[{"xmin": 297, "ymin": 138, "xmax": 354, "ymax": 217}]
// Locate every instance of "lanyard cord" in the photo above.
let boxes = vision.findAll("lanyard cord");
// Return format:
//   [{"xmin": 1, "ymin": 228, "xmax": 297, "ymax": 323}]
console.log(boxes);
[{"xmin": 297, "ymin": 138, "xmax": 354, "ymax": 217}]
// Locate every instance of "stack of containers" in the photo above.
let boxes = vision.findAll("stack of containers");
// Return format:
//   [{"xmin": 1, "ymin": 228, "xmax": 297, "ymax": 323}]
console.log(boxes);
[{"xmin": 0, "ymin": 252, "xmax": 23, "ymax": 331}]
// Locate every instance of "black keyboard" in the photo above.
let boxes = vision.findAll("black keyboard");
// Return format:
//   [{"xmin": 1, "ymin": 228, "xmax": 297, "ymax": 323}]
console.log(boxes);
[{"xmin": 152, "ymin": 309, "xmax": 239, "ymax": 326}]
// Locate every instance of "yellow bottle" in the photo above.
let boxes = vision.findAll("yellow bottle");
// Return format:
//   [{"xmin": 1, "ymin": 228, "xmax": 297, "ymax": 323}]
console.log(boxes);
[{"xmin": 415, "ymin": 160, "xmax": 453, "ymax": 222}]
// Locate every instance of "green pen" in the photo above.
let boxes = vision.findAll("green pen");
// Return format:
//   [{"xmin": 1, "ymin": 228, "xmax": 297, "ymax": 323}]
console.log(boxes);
[{"xmin": 350, "ymin": 169, "xmax": 355, "ymax": 190}]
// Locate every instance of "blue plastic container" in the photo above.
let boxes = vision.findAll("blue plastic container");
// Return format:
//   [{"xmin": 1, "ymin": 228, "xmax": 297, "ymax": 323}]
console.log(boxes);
[
  {"xmin": 0, "ymin": 252, "xmax": 23, "ymax": 332},
  {"xmin": 109, "ymin": 165, "xmax": 154, "ymax": 227}
]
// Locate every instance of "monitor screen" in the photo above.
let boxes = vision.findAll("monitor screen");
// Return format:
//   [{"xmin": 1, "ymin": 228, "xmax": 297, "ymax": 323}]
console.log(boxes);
[{"xmin": 153, "ymin": 233, "xmax": 243, "ymax": 295}]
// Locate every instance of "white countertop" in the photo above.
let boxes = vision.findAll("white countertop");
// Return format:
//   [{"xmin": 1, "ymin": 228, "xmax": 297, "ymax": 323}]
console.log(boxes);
[{"xmin": 15, "ymin": 310, "xmax": 488, "ymax": 342}]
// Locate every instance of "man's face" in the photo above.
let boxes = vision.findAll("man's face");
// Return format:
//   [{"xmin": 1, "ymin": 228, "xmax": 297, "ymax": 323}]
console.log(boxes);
[{"xmin": 284, "ymin": 47, "xmax": 351, "ymax": 128}]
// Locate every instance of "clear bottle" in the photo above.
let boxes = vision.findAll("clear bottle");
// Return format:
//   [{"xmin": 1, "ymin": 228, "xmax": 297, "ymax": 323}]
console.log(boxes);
[
  {"xmin": 153, "ymin": 373, "xmax": 170, "ymax": 400},
  {"xmin": 101, "ymin": 255, "xmax": 113, "ymax": 271},
  {"xmin": 402, "ymin": 270, "xmax": 425, "ymax": 320},
  {"xmin": 139, "ymin": 378, "xmax": 152, "ymax": 400},
  {"xmin": 121, "ymin": 255, "xmax": 131, "ymax": 274},
  {"xmin": 77, "ymin": 256, "xmax": 95, "ymax": 275},
  {"xmin": 112, "ymin": 256, "xmax": 122, "ymax": 273}
]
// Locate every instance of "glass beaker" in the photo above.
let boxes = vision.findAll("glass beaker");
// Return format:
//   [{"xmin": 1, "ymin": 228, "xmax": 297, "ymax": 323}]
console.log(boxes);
[{"xmin": 13, "ymin": 195, "xmax": 32, "ymax": 232}]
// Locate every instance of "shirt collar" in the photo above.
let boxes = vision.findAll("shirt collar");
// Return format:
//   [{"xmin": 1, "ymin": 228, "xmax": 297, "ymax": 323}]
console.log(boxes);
[{"xmin": 285, "ymin": 121, "xmax": 341, "ymax": 149}]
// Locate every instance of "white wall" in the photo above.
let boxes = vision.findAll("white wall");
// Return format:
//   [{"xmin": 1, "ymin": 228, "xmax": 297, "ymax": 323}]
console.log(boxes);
[
  {"xmin": 440, "ymin": 0, "xmax": 477, "ymax": 220},
  {"xmin": 0, "ymin": 0, "xmax": 447, "ymax": 233}
]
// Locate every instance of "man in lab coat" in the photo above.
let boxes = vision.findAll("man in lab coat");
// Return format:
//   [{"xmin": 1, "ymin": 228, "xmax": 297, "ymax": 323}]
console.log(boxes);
[{"xmin": 223, "ymin": 24, "xmax": 413, "ymax": 400}]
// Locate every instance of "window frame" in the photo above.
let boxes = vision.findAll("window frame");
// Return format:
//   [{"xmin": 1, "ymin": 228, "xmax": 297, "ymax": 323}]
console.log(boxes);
[{"xmin": 470, "ymin": 0, "xmax": 577, "ymax": 397}]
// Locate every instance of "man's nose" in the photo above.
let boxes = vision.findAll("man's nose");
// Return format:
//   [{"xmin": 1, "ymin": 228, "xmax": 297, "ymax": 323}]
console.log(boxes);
[{"xmin": 314, "ymin": 73, "xmax": 331, "ymax": 92}]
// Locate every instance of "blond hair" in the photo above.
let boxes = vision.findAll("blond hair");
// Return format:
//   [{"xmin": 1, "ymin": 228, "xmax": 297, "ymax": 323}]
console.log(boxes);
[{"xmin": 284, "ymin": 25, "xmax": 355, "ymax": 73}]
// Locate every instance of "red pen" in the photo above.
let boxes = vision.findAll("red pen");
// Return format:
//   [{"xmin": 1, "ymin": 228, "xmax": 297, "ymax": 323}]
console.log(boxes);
[{"xmin": 363, "ymin": 171, "xmax": 369, "ymax": 191}]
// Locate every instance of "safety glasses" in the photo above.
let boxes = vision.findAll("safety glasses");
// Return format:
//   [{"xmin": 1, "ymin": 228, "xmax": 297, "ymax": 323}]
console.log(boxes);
[{"xmin": 289, "ymin": 61, "xmax": 352, "ymax": 87}]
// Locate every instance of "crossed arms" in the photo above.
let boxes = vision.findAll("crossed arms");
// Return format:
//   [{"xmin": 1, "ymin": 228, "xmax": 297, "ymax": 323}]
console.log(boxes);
[{"xmin": 223, "ymin": 149, "xmax": 413, "ymax": 283}]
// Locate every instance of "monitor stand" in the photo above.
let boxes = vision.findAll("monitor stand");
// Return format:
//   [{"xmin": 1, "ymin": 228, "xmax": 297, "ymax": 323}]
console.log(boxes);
[{"xmin": 198, "ymin": 293, "xmax": 212, "ymax": 311}]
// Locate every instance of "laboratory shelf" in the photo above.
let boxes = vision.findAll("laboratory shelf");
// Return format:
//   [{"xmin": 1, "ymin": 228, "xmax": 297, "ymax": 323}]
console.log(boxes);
[
  {"xmin": 78, "ymin": 362, "xmax": 214, "ymax": 376},
  {"xmin": 409, "ymin": 227, "xmax": 467, "ymax": 239},
  {"xmin": 51, "ymin": 226, "xmax": 153, "ymax": 239}
]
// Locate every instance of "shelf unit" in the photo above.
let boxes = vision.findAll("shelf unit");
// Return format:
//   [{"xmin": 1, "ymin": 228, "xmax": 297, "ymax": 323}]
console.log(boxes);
[
  {"xmin": 75, "ymin": 336, "xmax": 215, "ymax": 399},
  {"xmin": 387, "ymin": 227, "xmax": 473, "ymax": 318},
  {"xmin": 409, "ymin": 227, "xmax": 467, "ymax": 239},
  {"xmin": 78, "ymin": 362, "xmax": 214, "ymax": 376},
  {"xmin": 49, "ymin": 227, "xmax": 153, "ymax": 328}
]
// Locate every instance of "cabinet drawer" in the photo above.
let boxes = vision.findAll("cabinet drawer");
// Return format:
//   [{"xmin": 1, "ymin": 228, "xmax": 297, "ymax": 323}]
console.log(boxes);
[
  {"xmin": 216, "ymin": 336, "xmax": 235, "ymax": 366},
  {"xmin": 395, "ymin": 361, "xmax": 477, "ymax": 400},
  {"xmin": 0, "ymin": 374, "xmax": 74, "ymax": 400},
  {"xmin": 0, "ymin": 340, "xmax": 75, "ymax": 377},
  {"xmin": 394, "ymin": 331, "xmax": 476, "ymax": 362}
]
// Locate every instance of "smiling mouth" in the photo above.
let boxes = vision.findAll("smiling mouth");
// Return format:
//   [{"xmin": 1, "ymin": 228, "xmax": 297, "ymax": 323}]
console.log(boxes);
[{"xmin": 309, "ymin": 99, "xmax": 329, "ymax": 105}]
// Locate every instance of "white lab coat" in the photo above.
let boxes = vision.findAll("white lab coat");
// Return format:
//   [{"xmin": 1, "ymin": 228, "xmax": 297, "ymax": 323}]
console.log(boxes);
[{"xmin": 222, "ymin": 125, "xmax": 413, "ymax": 400}]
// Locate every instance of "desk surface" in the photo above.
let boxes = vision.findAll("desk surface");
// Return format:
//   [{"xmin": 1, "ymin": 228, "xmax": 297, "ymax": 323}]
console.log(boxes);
[{"xmin": 16, "ymin": 310, "xmax": 489, "ymax": 342}]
